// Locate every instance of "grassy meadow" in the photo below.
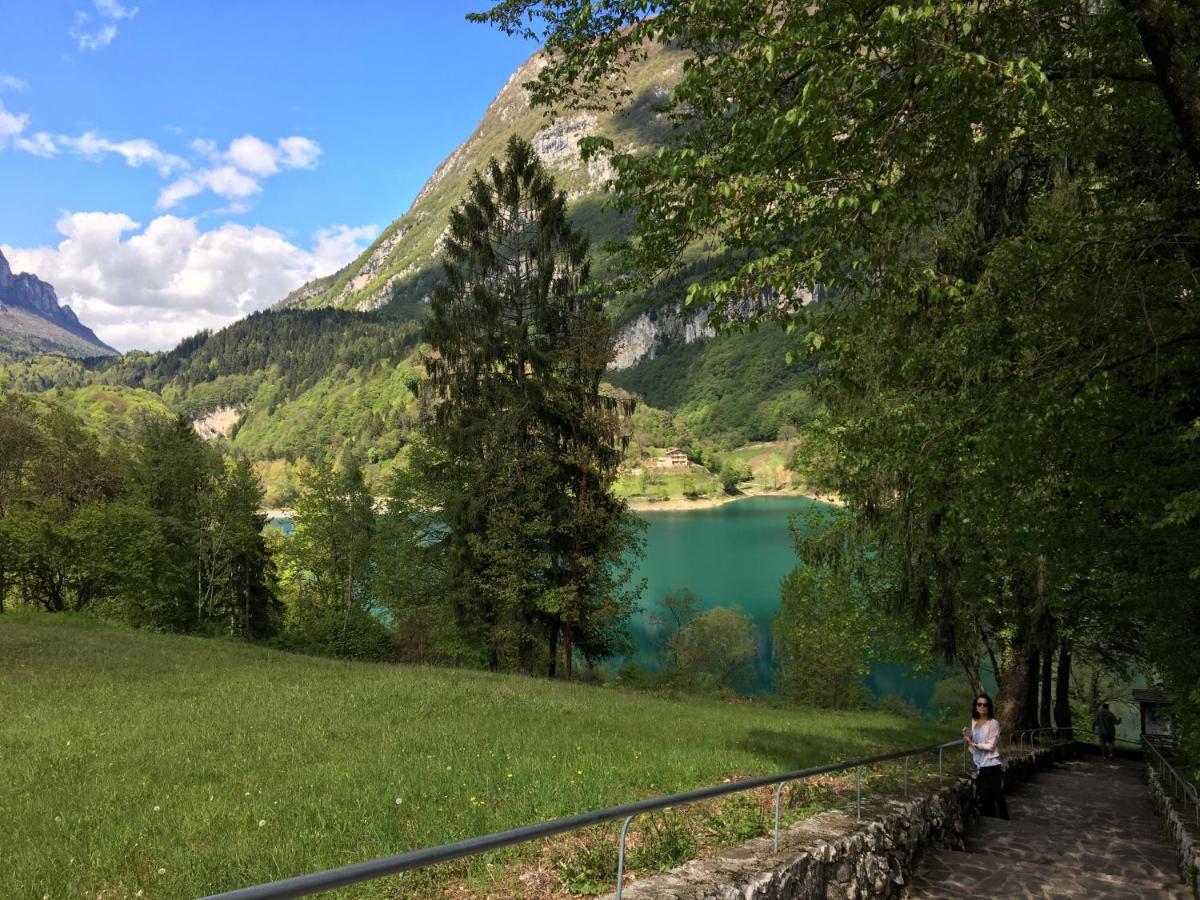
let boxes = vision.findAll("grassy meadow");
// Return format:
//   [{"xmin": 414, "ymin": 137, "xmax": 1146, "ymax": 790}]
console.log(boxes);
[{"xmin": 2, "ymin": 614, "xmax": 952, "ymax": 898}]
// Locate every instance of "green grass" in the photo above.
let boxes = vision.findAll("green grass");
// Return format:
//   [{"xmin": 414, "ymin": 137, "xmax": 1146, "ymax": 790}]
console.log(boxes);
[
  {"xmin": 614, "ymin": 464, "xmax": 723, "ymax": 500},
  {"xmin": 0, "ymin": 614, "xmax": 952, "ymax": 898}
]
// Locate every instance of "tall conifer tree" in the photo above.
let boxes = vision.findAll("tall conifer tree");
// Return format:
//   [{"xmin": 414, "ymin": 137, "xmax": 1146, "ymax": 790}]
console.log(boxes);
[{"xmin": 421, "ymin": 135, "xmax": 641, "ymax": 676}]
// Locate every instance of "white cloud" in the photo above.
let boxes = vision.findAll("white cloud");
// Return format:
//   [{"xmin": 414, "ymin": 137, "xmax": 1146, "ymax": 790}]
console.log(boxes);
[
  {"xmin": 70, "ymin": 1, "xmax": 138, "ymax": 51},
  {"xmin": 94, "ymin": 0, "xmax": 138, "ymax": 20},
  {"xmin": 2, "ymin": 213, "xmax": 378, "ymax": 352},
  {"xmin": 59, "ymin": 131, "xmax": 186, "ymax": 175},
  {"xmin": 312, "ymin": 225, "xmax": 379, "ymax": 272},
  {"xmin": 203, "ymin": 165, "xmax": 262, "ymax": 199},
  {"xmin": 278, "ymin": 136, "xmax": 321, "ymax": 170},
  {"xmin": 15, "ymin": 131, "xmax": 58, "ymax": 157},
  {"xmin": 157, "ymin": 134, "xmax": 324, "ymax": 210},
  {"xmin": 71, "ymin": 15, "xmax": 118, "ymax": 51},
  {"xmin": 0, "ymin": 100, "xmax": 28, "ymax": 146},
  {"xmin": 226, "ymin": 135, "xmax": 280, "ymax": 175},
  {"xmin": 0, "ymin": 74, "xmax": 29, "ymax": 92}
]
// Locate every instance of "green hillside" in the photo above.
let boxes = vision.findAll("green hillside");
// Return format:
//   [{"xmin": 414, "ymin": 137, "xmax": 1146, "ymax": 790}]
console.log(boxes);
[
  {"xmin": 608, "ymin": 325, "xmax": 819, "ymax": 450},
  {"xmin": 0, "ymin": 41, "xmax": 816, "ymax": 496},
  {"xmin": 1, "ymin": 614, "xmax": 950, "ymax": 899}
]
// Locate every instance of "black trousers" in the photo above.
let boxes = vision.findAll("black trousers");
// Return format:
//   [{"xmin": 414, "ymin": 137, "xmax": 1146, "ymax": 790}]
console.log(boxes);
[{"xmin": 976, "ymin": 764, "xmax": 1009, "ymax": 819}]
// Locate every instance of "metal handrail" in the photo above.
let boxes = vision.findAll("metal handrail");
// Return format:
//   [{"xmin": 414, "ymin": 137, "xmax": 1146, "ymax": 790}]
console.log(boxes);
[
  {"xmin": 1142, "ymin": 737, "xmax": 1200, "ymax": 827},
  {"xmin": 205, "ymin": 730, "xmax": 1075, "ymax": 900},
  {"xmin": 1008, "ymin": 726, "xmax": 1069, "ymax": 751},
  {"xmin": 203, "ymin": 738, "xmax": 963, "ymax": 900}
]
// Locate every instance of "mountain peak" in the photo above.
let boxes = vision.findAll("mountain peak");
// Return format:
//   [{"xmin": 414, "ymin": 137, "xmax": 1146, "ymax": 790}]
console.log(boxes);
[{"xmin": 0, "ymin": 248, "xmax": 118, "ymax": 359}]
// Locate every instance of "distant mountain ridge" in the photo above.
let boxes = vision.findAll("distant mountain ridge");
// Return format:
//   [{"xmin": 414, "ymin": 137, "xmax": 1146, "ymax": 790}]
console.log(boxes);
[
  {"xmin": 278, "ymin": 45, "xmax": 686, "ymax": 319},
  {"xmin": 0, "ymin": 249, "xmax": 117, "ymax": 359}
]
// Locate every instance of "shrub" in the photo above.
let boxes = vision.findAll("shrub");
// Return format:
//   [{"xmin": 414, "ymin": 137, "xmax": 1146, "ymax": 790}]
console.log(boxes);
[{"xmin": 878, "ymin": 693, "xmax": 921, "ymax": 720}]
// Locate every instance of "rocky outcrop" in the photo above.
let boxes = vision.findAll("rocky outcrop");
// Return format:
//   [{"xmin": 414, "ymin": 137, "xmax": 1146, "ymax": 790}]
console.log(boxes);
[
  {"xmin": 611, "ymin": 304, "xmax": 715, "ymax": 370},
  {"xmin": 0, "ymin": 249, "xmax": 116, "ymax": 356},
  {"xmin": 532, "ymin": 114, "xmax": 597, "ymax": 168},
  {"xmin": 192, "ymin": 405, "xmax": 242, "ymax": 441}
]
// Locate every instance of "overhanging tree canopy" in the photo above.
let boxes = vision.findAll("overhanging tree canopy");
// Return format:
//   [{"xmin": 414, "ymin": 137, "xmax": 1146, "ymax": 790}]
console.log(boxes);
[{"xmin": 473, "ymin": 1, "xmax": 1200, "ymax": 746}]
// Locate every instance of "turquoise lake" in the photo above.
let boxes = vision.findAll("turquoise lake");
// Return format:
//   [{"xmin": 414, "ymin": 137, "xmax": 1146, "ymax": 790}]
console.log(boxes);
[{"xmin": 271, "ymin": 495, "xmax": 941, "ymax": 706}]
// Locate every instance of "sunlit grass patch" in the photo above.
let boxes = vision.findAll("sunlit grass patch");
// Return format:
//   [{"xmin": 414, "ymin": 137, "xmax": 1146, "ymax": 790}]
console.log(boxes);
[{"xmin": 1, "ymin": 613, "xmax": 951, "ymax": 898}]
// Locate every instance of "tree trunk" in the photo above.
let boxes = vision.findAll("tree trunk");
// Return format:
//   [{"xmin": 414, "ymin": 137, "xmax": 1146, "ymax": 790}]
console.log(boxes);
[
  {"xmin": 1022, "ymin": 649, "xmax": 1041, "ymax": 730},
  {"xmin": 1121, "ymin": 0, "xmax": 1200, "ymax": 178},
  {"xmin": 564, "ymin": 625, "xmax": 574, "ymax": 681},
  {"xmin": 547, "ymin": 620, "xmax": 560, "ymax": 679},
  {"xmin": 340, "ymin": 562, "xmax": 353, "ymax": 656},
  {"xmin": 995, "ymin": 637, "xmax": 1033, "ymax": 739},
  {"xmin": 1054, "ymin": 643, "xmax": 1073, "ymax": 731},
  {"xmin": 958, "ymin": 649, "xmax": 983, "ymax": 697},
  {"xmin": 1040, "ymin": 648, "xmax": 1054, "ymax": 728}
]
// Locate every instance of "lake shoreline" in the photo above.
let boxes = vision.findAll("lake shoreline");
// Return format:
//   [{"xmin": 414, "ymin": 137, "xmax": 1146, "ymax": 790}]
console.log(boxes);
[
  {"xmin": 262, "ymin": 488, "xmax": 843, "ymax": 520},
  {"xmin": 625, "ymin": 487, "xmax": 843, "ymax": 512}
]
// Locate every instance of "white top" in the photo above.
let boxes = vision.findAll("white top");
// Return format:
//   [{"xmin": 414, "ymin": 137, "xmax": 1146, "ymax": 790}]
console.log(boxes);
[{"xmin": 970, "ymin": 718, "xmax": 1002, "ymax": 768}]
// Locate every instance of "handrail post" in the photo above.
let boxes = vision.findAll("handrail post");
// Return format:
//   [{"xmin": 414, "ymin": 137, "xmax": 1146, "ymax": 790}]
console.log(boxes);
[
  {"xmin": 938, "ymin": 746, "xmax": 944, "ymax": 778},
  {"xmin": 855, "ymin": 766, "xmax": 862, "ymax": 819},
  {"xmin": 773, "ymin": 781, "xmax": 788, "ymax": 853},
  {"xmin": 615, "ymin": 814, "xmax": 636, "ymax": 900},
  {"xmin": 903, "ymin": 756, "xmax": 909, "ymax": 799}
]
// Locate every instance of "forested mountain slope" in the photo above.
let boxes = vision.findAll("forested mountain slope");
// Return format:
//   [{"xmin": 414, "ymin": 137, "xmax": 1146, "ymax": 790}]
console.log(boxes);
[{"xmin": 2, "ymin": 40, "xmax": 814, "ymax": 497}]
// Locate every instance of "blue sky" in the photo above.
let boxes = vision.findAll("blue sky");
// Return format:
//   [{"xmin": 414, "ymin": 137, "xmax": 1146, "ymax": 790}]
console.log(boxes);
[{"xmin": 0, "ymin": 1, "xmax": 537, "ymax": 350}]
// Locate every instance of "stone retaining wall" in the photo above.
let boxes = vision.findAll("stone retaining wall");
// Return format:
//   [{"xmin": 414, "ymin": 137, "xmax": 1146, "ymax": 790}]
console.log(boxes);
[
  {"xmin": 1145, "ymin": 759, "xmax": 1200, "ymax": 898},
  {"xmin": 602, "ymin": 744, "xmax": 1071, "ymax": 900}
]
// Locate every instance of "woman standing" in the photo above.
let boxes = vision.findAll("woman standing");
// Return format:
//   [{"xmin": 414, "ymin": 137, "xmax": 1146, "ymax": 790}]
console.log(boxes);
[{"xmin": 963, "ymin": 693, "xmax": 1009, "ymax": 819}]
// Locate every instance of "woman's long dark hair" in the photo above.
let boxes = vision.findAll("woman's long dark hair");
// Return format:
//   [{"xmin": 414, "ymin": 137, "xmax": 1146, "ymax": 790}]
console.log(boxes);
[{"xmin": 972, "ymin": 693, "xmax": 995, "ymax": 722}]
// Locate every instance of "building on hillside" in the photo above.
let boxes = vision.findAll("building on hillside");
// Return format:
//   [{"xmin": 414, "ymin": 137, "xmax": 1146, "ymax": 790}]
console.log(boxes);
[
  {"xmin": 1132, "ymin": 688, "xmax": 1172, "ymax": 745},
  {"xmin": 655, "ymin": 448, "xmax": 689, "ymax": 469}
]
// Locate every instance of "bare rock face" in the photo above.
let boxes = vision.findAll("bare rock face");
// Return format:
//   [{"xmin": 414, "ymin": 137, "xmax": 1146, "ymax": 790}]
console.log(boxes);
[
  {"xmin": 610, "ymin": 305, "xmax": 716, "ymax": 370},
  {"xmin": 192, "ymin": 405, "xmax": 241, "ymax": 440},
  {"xmin": 0, "ymin": 248, "xmax": 116, "ymax": 355},
  {"xmin": 532, "ymin": 114, "xmax": 597, "ymax": 169}
]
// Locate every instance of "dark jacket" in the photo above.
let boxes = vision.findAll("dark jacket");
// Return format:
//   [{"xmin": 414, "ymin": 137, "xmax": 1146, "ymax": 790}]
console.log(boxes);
[{"xmin": 1093, "ymin": 708, "xmax": 1120, "ymax": 737}]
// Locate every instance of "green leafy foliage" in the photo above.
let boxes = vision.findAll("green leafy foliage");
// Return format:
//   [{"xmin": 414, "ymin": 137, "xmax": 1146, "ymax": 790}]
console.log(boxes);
[
  {"xmin": 774, "ymin": 567, "xmax": 873, "ymax": 710},
  {"xmin": 473, "ymin": 0, "xmax": 1200, "ymax": 753},
  {"xmin": 0, "ymin": 394, "xmax": 278, "ymax": 636}
]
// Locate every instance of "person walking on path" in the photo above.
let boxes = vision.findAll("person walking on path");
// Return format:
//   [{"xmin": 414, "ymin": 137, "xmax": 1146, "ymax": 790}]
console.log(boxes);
[
  {"xmin": 963, "ymin": 693, "xmax": 1009, "ymax": 819},
  {"xmin": 1093, "ymin": 703, "xmax": 1121, "ymax": 759}
]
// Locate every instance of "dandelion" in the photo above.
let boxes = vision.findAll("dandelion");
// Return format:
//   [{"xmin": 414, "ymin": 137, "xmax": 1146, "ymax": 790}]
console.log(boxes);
[
  {"xmin": 153, "ymin": 806, "xmax": 161, "ymax": 812},
  {"xmin": 258, "ymin": 819, "xmax": 266, "ymax": 827},
  {"xmin": 576, "ymin": 770, "xmax": 582, "ymax": 776},
  {"xmin": 157, "ymin": 868, "xmax": 167, "ymax": 876},
  {"xmin": 395, "ymin": 797, "xmax": 403, "ymax": 805},
  {"xmin": 506, "ymin": 773, "xmax": 513, "ymax": 779},
  {"xmin": 244, "ymin": 791, "xmax": 251, "ymax": 797}
]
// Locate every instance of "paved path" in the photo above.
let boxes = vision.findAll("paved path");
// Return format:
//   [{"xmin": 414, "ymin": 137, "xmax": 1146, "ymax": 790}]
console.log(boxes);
[{"xmin": 906, "ymin": 756, "xmax": 1191, "ymax": 899}]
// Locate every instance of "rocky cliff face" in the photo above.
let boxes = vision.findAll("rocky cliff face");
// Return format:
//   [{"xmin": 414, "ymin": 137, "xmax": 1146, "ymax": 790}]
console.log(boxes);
[
  {"xmin": 0, "ymin": 249, "xmax": 117, "ymax": 357},
  {"xmin": 611, "ymin": 305, "xmax": 715, "ymax": 370}
]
